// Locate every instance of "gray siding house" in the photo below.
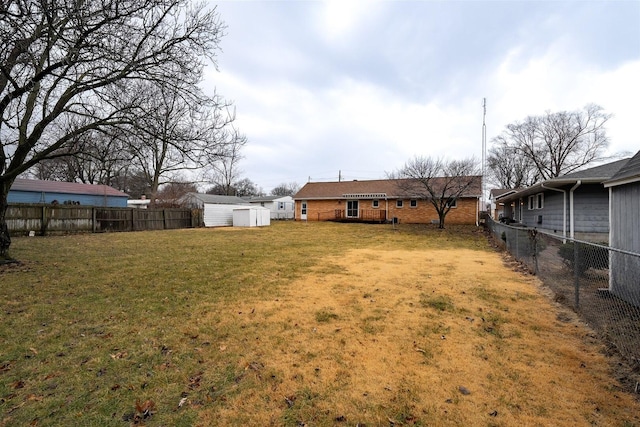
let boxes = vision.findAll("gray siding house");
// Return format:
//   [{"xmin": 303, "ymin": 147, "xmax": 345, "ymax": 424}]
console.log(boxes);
[
  {"xmin": 244, "ymin": 195, "xmax": 294, "ymax": 220},
  {"xmin": 495, "ymin": 159, "xmax": 629, "ymax": 241},
  {"xmin": 604, "ymin": 150, "xmax": 640, "ymax": 307}
]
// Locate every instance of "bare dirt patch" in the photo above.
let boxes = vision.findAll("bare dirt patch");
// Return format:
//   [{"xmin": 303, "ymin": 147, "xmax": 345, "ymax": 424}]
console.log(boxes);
[{"xmin": 200, "ymin": 247, "xmax": 640, "ymax": 426}]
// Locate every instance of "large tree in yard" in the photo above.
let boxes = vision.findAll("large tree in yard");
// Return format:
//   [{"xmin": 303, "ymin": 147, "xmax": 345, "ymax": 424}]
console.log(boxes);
[
  {"xmin": 0, "ymin": 0, "xmax": 226, "ymax": 259},
  {"xmin": 394, "ymin": 156, "xmax": 480, "ymax": 229},
  {"xmin": 490, "ymin": 104, "xmax": 612, "ymax": 182}
]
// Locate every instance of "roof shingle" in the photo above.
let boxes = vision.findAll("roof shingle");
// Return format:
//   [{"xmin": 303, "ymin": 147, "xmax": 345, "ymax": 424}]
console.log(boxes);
[{"xmin": 294, "ymin": 177, "xmax": 482, "ymax": 199}]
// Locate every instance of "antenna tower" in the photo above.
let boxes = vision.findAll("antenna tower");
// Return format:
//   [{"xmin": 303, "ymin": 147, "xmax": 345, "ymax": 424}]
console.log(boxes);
[{"xmin": 482, "ymin": 98, "xmax": 487, "ymax": 213}]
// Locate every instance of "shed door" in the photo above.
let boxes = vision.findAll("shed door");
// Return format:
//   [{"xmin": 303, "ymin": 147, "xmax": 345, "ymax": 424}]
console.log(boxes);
[{"xmin": 301, "ymin": 201, "xmax": 307, "ymax": 220}]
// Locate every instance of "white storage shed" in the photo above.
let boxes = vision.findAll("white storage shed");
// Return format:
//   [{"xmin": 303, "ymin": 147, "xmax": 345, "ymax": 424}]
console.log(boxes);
[
  {"xmin": 233, "ymin": 206, "xmax": 271, "ymax": 227},
  {"xmin": 203, "ymin": 203, "xmax": 241, "ymax": 227}
]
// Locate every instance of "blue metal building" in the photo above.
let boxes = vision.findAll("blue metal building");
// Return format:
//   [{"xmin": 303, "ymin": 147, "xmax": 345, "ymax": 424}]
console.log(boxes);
[{"xmin": 8, "ymin": 179, "xmax": 129, "ymax": 207}]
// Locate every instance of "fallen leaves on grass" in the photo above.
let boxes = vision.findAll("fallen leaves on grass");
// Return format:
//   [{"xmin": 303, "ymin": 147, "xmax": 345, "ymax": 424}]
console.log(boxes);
[{"xmin": 123, "ymin": 399, "xmax": 155, "ymax": 424}]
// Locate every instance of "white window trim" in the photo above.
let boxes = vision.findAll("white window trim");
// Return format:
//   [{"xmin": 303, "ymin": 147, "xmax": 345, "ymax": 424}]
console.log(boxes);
[
  {"xmin": 372, "ymin": 199, "xmax": 379, "ymax": 208},
  {"xmin": 410, "ymin": 199, "xmax": 418, "ymax": 208},
  {"xmin": 446, "ymin": 199, "xmax": 457, "ymax": 208},
  {"xmin": 528, "ymin": 193, "xmax": 544, "ymax": 210},
  {"xmin": 396, "ymin": 200, "xmax": 403, "ymax": 208}
]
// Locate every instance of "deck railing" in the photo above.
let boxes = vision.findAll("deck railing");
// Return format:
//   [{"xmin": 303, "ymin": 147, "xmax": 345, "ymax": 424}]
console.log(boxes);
[{"xmin": 333, "ymin": 209, "xmax": 387, "ymax": 222}]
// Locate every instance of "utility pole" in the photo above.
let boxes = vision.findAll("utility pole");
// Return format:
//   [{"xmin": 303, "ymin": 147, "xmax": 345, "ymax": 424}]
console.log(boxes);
[{"xmin": 482, "ymin": 98, "xmax": 487, "ymax": 214}]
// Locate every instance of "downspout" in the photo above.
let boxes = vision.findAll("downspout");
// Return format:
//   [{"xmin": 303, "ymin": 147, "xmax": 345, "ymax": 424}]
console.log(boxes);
[
  {"xmin": 385, "ymin": 197, "xmax": 389, "ymax": 223},
  {"xmin": 541, "ymin": 183, "xmax": 567, "ymax": 242},
  {"xmin": 569, "ymin": 180, "xmax": 582, "ymax": 239},
  {"xmin": 608, "ymin": 186, "xmax": 613, "ymax": 291},
  {"xmin": 475, "ymin": 196, "xmax": 479, "ymax": 226}
]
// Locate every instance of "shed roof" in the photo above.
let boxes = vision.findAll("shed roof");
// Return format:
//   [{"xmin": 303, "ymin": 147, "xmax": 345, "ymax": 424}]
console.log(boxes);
[
  {"xmin": 604, "ymin": 150, "xmax": 640, "ymax": 187},
  {"xmin": 184, "ymin": 193, "xmax": 248, "ymax": 205},
  {"xmin": 294, "ymin": 177, "xmax": 482, "ymax": 200},
  {"xmin": 10, "ymin": 178, "xmax": 128, "ymax": 198}
]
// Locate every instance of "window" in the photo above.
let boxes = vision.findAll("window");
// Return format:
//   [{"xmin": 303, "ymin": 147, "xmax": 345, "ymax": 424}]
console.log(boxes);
[
  {"xmin": 278, "ymin": 202, "xmax": 284, "ymax": 210},
  {"xmin": 396, "ymin": 200, "xmax": 403, "ymax": 208},
  {"xmin": 528, "ymin": 193, "xmax": 544, "ymax": 210},
  {"xmin": 446, "ymin": 198, "xmax": 457, "ymax": 208},
  {"xmin": 410, "ymin": 199, "xmax": 417, "ymax": 208},
  {"xmin": 372, "ymin": 200, "xmax": 379, "ymax": 208}
]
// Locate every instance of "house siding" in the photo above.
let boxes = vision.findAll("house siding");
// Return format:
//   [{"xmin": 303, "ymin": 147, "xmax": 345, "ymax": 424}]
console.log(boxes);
[
  {"xmin": 503, "ymin": 185, "xmax": 609, "ymax": 236},
  {"xmin": 295, "ymin": 198, "xmax": 478, "ymax": 225},
  {"xmin": 8, "ymin": 190, "xmax": 127, "ymax": 207},
  {"xmin": 610, "ymin": 182, "xmax": 640, "ymax": 306},
  {"xmin": 572, "ymin": 184, "xmax": 609, "ymax": 233}
]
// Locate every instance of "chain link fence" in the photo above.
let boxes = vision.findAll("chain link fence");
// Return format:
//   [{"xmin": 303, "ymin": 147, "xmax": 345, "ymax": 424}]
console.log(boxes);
[{"xmin": 486, "ymin": 218, "xmax": 640, "ymax": 376}]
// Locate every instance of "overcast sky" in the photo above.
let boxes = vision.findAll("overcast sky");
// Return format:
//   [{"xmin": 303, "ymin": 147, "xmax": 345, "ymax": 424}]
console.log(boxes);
[{"xmin": 201, "ymin": 0, "xmax": 640, "ymax": 193}]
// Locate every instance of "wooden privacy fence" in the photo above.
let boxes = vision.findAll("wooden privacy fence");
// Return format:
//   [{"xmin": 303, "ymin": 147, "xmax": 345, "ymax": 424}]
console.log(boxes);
[{"xmin": 6, "ymin": 204, "xmax": 203, "ymax": 236}]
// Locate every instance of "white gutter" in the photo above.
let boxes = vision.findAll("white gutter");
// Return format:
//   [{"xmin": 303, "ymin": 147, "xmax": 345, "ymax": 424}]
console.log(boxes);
[
  {"xmin": 568, "ymin": 180, "xmax": 582, "ymax": 239},
  {"xmin": 541, "ymin": 183, "xmax": 567, "ymax": 241}
]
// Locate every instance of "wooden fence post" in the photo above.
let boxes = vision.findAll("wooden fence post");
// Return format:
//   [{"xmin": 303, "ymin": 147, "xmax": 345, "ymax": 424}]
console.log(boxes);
[{"xmin": 40, "ymin": 205, "xmax": 47, "ymax": 236}]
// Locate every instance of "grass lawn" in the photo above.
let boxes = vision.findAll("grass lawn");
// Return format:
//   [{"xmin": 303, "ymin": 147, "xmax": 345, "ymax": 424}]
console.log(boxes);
[{"xmin": 1, "ymin": 221, "xmax": 638, "ymax": 426}]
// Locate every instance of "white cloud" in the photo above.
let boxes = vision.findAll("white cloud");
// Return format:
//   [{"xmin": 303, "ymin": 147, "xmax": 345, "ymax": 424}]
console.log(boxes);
[{"xmin": 203, "ymin": 1, "xmax": 639, "ymax": 191}]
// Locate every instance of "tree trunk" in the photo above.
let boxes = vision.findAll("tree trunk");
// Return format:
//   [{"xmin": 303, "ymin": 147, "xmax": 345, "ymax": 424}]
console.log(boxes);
[
  {"xmin": 0, "ymin": 180, "xmax": 12, "ymax": 260},
  {"xmin": 438, "ymin": 211, "xmax": 446, "ymax": 229}
]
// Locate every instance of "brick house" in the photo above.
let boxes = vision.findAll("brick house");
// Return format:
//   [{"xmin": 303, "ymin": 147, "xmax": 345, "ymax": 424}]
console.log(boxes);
[{"xmin": 293, "ymin": 178, "xmax": 481, "ymax": 225}]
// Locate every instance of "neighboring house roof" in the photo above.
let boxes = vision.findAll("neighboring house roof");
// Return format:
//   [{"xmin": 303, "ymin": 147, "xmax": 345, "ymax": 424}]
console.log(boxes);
[
  {"xmin": 245, "ymin": 196, "xmax": 279, "ymax": 202},
  {"xmin": 294, "ymin": 177, "xmax": 482, "ymax": 200},
  {"xmin": 604, "ymin": 150, "xmax": 640, "ymax": 188},
  {"xmin": 10, "ymin": 178, "xmax": 128, "ymax": 198},
  {"xmin": 496, "ymin": 158, "xmax": 630, "ymax": 202},
  {"xmin": 489, "ymin": 188, "xmax": 517, "ymax": 200},
  {"xmin": 183, "ymin": 192, "xmax": 248, "ymax": 205}
]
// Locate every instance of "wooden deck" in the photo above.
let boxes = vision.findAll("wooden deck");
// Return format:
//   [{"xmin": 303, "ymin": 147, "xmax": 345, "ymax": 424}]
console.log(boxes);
[{"xmin": 331, "ymin": 209, "xmax": 387, "ymax": 224}]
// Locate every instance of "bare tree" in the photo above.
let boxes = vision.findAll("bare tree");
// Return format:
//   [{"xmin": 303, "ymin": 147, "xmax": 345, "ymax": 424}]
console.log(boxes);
[
  {"xmin": 271, "ymin": 182, "xmax": 300, "ymax": 197},
  {"xmin": 125, "ymin": 80, "xmax": 242, "ymax": 207},
  {"xmin": 155, "ymin": 180, "xmax": 198, "ymax": 207},
  {"xmin": 31, "ymin": 127, "xmax": 132, "ymax": 186},
  {"xmin": 234, "ymin": 178, "xmax": 262, "ymax": 198},
  {"xmin": 493, "ymin": 104, "xmax": 612, "ymax": 181},
  {"xmin": 206, "ymin": 177, "xmax": 261, "ymax": 197},
  {"xmin": 394, "ymin": 156, "xmax": 480, "ymax": 229},
  {"xmin": 207, "ymin": 127, "xmax": 246, "ymax": 196},
  {"xmin": 0, "ymin": 0, "xmax": 226, "ymax": 258},
  {"xmin": 486, "ymin": 137, "xmax": 540, "ymax": 189}
]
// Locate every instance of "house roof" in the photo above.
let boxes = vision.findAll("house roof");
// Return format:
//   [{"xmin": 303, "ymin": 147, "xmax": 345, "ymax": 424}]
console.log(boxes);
[
  {"xmin": 183, "ymin": 193, "xmax": 248, "ymax": 205},
  {"xmin": 604, "ymin": 150, "xmax": 640, "ymax": 187},
  {"xmin": 294, "ymin": 177, "xmax": 482, "ymax": 200},
  {"xmin": 551, "ymin": 158, "xmax": 630, "ymax": 182},
  {"xmin": 10, "ymin": 178, "xmax": 128, "ymax": 198},
  {"xmin": 245, "ymin": 196, "xmax": 279, "ymax": 202},
  {"xmin": 496, "ymin": 158, "xmax": 630, "ymax": 202},
  {"xmin": 244, "ymin": 195, "xmax": 293, "ymax": 203},
  {"xmin": 489, "ymin": 188, "xmax": 518, "ymax": 200}
]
